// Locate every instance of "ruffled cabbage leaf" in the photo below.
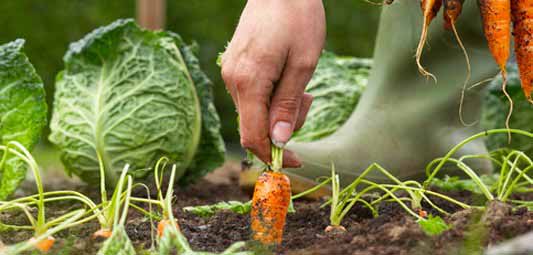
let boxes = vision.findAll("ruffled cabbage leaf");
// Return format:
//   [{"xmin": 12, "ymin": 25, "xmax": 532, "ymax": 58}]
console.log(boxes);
[
  {"xmin": 481, "ymin": 60, "xmax": 533, "ymax": 157},
  {"xmin": 0, "ymin": 39, "xmax": 47, "ymax": 199},
  {"xmin": 49, "ymin": 19, "xmax": 224, "ymax": 185},
  {"xmin": 291, "ymin": 51, "xmax": 371, "ymax": 142}
]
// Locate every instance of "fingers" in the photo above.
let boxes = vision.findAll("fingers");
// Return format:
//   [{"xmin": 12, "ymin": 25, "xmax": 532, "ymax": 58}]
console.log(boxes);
[
  {"xmin": 270, "ymin": 55, "xmax": 319, "ymax": 147},
  {"xmin": 295, "ymin": 93, "xmax": 313, "ymax": 131},
  {"xmin": 221, "ymin": 53, "xmax": 239, "ymax": 109},
  {"xmin": 229, "ymin": 63, "xmax": 275, "ymax": 163}
]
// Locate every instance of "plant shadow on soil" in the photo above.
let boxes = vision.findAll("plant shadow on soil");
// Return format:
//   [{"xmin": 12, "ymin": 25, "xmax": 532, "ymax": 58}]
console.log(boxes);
[{"xmin": 0, "ymin": 163, "xmax": 532, "ymax": 255}]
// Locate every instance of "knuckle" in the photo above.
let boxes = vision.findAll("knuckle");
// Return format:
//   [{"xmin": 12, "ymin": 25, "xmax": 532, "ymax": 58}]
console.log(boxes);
[
  {"xmin": 240, "ymin": 136, "xmax": 259, "ymax": 151},
  {"xmin": 221, "ymin": 66, "xmax": 234, "ymax": 84},
  {"xmin": 291, "ymin": 58, "xmax": 318, "ymax": 73},
  {"xmin": 273, "ymin": 97, "xmax": 300, "ymax": 116}
]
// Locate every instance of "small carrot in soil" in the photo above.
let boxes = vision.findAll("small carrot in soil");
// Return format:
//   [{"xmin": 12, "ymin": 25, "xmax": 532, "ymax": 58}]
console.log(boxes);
[
  {"xmin": 30, "ymin": 236, "xmax": 55, "ymax": 253},
  {"xmin": 418, "ymin": 209, "xmax": 428, "ymax": 218},
  {"xmin": 251, "ymin": 170, "xmax": 291, "ymax": 245},
  {"xmin": 416, "ymin": 0, "xmax": 443, "ymax": 82},
  {"xmin": 511, "ymin": 0, "xmax": 533, "ymax": 103},
  {"xmin": 92, "ymin": 228, "xmax": 112, "ymax": 239},
  {"xmin": 157, "ymin": 219, "xmax": 181, "ymax": 237},
  {"xmin": 479, "ymin": 0, "xmax": 513, "ymax": 140}
]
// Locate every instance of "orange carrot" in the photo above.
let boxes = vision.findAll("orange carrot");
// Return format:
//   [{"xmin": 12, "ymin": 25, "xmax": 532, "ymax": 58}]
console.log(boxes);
[
  {"xmin": 92, "ymin": 228, "xmax": 112, "ymax": 239},
  {"xmin": 479, "ymin": 0, "xmax": 513, "ymax": 140},
  {"xmin": 511, "ymin": 0, "xmax": 533, "ymax": 102},
  {"xmin": 416, "ymin": 0, "xmax": 443, "ymax": 82},
  {"xmin": 418, "ymin": 209, "xmax": 428, "ymax": 218},
  {"xmin": 250, "ymin": 171, "xmax": 291, "ymax": 246},
  {"xmin": 157, "ymin": 219, "xmax": 180, "ymax": 237},
  {"xmin": 479, "ymin": 0, "xmax": 511, "ymax": 74},
  {"xmin": 31, "ymin": 236, "xmax": 55, "ymax": 253},
  {"xmin": 443, "ymin": 0, "xmax": 464, "ymax": 30},
  {"xmin": 443, "ymin": 0, "xmax": 474, "ymax": 126}
]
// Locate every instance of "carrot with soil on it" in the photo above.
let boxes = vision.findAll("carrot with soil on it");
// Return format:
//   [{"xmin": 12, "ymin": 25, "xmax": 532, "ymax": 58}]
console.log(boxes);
[
  {"xmin": 416, "ymin": 0, "xmax": 443, "ymax": 82},
  {"xmin": 251, "ymin": 145, "xmax": 292, "ymax": 246},
  {"xmin": 479, "ymin": 0, "xmax": 514, "ymax": 140},
  {"xmin": 511, "ymin": 0, "xmax": 533, "ymax": 103}
]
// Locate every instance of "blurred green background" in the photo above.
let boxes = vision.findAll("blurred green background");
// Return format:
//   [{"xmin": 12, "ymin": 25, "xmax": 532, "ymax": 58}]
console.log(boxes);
[{"xmin": 0, "ymin": 0, "xmax": 380, "ymax": 148}]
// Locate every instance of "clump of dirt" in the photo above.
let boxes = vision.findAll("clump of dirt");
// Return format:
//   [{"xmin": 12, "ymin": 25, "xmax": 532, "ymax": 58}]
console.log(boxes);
[{"xmin": 0, "ymin": 165, "xmax": 532, "ymax": 255}]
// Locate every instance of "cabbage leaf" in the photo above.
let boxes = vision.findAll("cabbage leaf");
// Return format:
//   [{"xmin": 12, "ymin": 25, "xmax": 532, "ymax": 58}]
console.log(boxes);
[
  {"xmin": 49, "ymin": 19, "xmax": 224, "ymax": 185},
  {"xmin": 291, "ymin": 51, "xmax": 371, "ymax": 142},
  {"xmin": 0, "ymin": 39, "xmax": 47, "ymax": 199}
]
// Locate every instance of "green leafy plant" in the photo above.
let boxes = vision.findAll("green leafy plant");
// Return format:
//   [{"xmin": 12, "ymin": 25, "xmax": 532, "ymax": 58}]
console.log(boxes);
[
  {"xmin": 49, "ymin": 19, "xmax": 224, "ymax": 186},
  {"xmin": 424, "ymin": 129, "xmax": 533, "ymax": 205},
  {"xmin": 324, "ymin": 163, "xmax": 469, "ymax": 232},
  {"xmin": 418, "ymin": 214, "xmax": 450, "ymax": 236},
  {"xmin": 93, "ymin": 164, "xmax": 135, "ymax": 239},
  {"xmin": 183, "ymin": 201, "xmax": 252, "ymax": 218},
  {"xmin": 0, "ymin": 142, "xmax": 100, "ymax": 253},
  {"xmin": 97, "ymin": 165, "xmax": 136, "ymax": 255},
  {"xmin": 0, "ymin": 209, "xmax": 86, "ymax": 255},
  {"xmin": 0, "ymin": 39, "xmax": 47, "ymax": 199}
]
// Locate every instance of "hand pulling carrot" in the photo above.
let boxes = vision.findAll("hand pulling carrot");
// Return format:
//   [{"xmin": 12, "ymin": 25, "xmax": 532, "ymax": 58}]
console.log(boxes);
[
  {"xmin": 251, "ymin": 145, "xmax": 291, "ymax": 246},
  {"xmin": 511, "ymin": 0, "xmax": 533, "ymax": 103},
  {"xmin": 416, "ymin": 0, "xmax": 443, "ymax": 82}
]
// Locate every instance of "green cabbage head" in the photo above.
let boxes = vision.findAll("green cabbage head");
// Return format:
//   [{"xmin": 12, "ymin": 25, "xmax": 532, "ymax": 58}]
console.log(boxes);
[
  {"xmin": 291, "ymin": 51, "xmax": 371, "ymax": 142},
  {"xmin": 0, "ymin": 39, "xmax": 47, "ymax": 199},
  {"xmin": 49, "ymin": 19, "xmax": 224, "ymax": 185}
]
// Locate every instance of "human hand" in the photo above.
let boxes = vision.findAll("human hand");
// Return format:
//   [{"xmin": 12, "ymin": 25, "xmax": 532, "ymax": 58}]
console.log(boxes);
[{"xmin": 221, "ymin": 0, "xmax": 326, "ymax": 167}]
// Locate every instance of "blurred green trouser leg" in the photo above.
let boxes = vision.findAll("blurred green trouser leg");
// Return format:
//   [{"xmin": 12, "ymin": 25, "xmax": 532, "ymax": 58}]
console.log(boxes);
[{"xmin": 285, "ymin": 0, "xmax": 497, "ymax": 187}]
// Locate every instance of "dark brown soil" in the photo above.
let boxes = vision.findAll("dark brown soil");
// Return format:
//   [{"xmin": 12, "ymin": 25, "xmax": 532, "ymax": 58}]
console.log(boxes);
[{"xmin": 1, "ymin": 163, "xmax": 532, "ymax": 255}]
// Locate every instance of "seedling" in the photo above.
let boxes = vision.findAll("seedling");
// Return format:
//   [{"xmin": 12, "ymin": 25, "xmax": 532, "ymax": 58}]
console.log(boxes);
[
  {"xmin": 93, "ymin": 164, "xmax": 134, "ymax": 239},
  {"xmin": 324, "ymin": 162, "xmax": 469, "ymax": 232},
  {"xmin": 97, "ymin": 166, "xmax": 136, "ymax": 255},
  {"xmin": 425, "ymin": 129, "xmax": 533, "ymax": 205},
  {"xmin": 0, "ymin": 209, "xmax": 86, "ymax": 255},
  {"xmin": 0, "ymin": 141, "xmax": 100, "ymax": 252}
]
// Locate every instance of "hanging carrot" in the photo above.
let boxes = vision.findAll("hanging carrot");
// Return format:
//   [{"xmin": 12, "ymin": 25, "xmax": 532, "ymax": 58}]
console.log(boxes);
[
  {"xmin": 250, "ymin": 146, "xmax": 291, "ymax": 246},
  {"xmin": 479, "ymin": 0, "xmax": 513, "ymax": 140},
  {"xmin": 479, "ymin": 0, "xmax": 511, "ymax": 74},
  {"xmin": 416, "ymin": 0, "xmax": 443, "ymax": 82},
  {"xmin": 443, "ymin": 0, "xmax": 474, "ymax": 126},
  {"xmin": 443, "ymin": 0, "xmax": 464, "ymax": 30},
  {"xmin": 511, "ymin": 0, "xmax": 533, "ymax": 103}
]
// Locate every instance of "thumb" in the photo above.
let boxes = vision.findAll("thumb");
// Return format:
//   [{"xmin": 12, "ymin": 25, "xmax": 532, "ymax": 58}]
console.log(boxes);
[{"xmin": 270, "ymin": 60, "xmax": 316, "ymax": 147}]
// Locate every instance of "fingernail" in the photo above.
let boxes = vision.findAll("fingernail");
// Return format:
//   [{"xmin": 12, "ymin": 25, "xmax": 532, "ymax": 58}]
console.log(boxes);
[{"xmin": 271, "ymin": 121, "xmax": 292, "ymax": 147}]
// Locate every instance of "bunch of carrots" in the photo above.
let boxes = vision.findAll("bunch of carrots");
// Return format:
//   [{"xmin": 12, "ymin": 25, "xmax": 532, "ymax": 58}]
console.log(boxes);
[{"xmin": 416, "ymin": 0, "xmax": 532, "ymax": 103}]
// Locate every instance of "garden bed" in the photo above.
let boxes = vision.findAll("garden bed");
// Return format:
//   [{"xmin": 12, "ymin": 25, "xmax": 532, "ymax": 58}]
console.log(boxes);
[{"xmin": 1, "ymin": 162, "xmax": 532, "ymax": 255}]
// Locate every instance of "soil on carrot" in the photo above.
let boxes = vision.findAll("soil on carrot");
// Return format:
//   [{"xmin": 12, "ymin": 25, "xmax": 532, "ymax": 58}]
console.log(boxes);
[{"xmin": 1, "ymin": 162, "xmax": 532, "ymax": 255}]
